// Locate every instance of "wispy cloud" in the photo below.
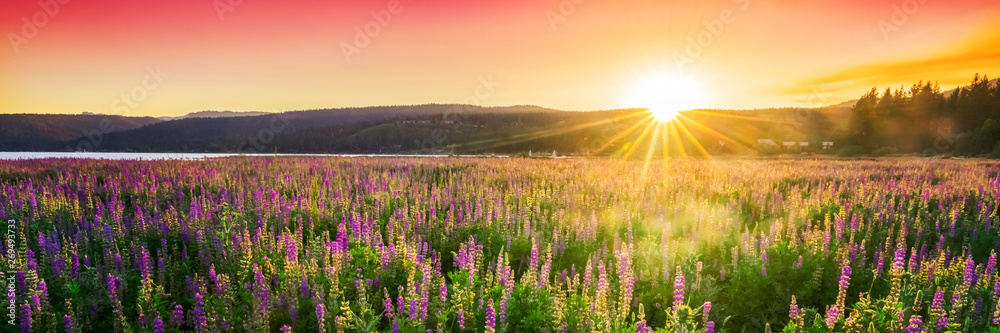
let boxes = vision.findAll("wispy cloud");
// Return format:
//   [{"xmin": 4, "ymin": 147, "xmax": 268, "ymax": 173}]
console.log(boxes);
[{"xmin": 777, "ymin": 25, "xmax": 1000, "ymax": 102}]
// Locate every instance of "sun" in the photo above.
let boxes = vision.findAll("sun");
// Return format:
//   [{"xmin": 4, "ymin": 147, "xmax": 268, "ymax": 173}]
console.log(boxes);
[{"xmin": 627, "ymin": 74, "xmax": 708, "ymax": 121}]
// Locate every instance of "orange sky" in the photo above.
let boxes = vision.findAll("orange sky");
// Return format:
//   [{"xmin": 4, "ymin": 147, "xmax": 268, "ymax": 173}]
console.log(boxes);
[{"xmin": 1, "ymin": 0, "xmax": 999, "ymax": 116}]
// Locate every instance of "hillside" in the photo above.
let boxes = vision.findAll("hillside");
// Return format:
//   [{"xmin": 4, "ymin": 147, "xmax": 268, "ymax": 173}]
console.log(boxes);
[
  {"xmin": 5, "ymin": 72, "xmax": 997, "ymax": 157},
  {"xmin": 0, "ymin": 114, "xmax": 161, "ymax": 151},
  {"xmin": 0, "ymin": 104, "xmax": 856, "ymax": 155}
]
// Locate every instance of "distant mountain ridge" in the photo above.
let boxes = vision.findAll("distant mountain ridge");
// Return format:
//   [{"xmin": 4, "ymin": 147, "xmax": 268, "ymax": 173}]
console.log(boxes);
[
  {"xmin": 0, "ymin": 103, "xmax": 849, "ymax": 155},
  {"xmin": 0, "ymin": 114, "xmax": 160, "ymax": 151},
  {"xmin": 157, "ymin": 110, "xmax": 274, "ymax": 121},
  {"xmin": 5, "ymin": 74, "xmax": 996, "ymax": 154}
]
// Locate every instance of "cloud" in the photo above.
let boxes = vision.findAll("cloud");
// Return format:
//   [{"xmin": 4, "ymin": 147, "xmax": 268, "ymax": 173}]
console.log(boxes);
[{"xmin": 775, "ymin": 26, "xmax": 1000, "ymax": 100}]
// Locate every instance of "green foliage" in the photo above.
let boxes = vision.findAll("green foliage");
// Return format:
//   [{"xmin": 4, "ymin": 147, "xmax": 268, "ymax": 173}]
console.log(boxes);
[
  {"xmin": 871, "ymin": 146, "xmax": 898, "ymax": 157},
  {"xmin": 837, "ymin": 145, "xmax": 865, "ymax": 157}
]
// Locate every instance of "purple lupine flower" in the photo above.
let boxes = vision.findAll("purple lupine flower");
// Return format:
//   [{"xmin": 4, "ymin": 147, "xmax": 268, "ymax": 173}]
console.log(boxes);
[
  {"xmin": 20, "ymin": 303, "xmax": 31, "ymax": 333},
  {"xmin": 893, "ymin": 248, "xmax": 906, "ymax": 272},
  {"xmin": 825, "ymin": 306, "xmax": 839, "ymax": 329},
  {"xmin": 25, "ymin": 250, "xmax": 35, "ymax": 271},
  {"xmin": 703, "ymin": 301, "xmax": 712, "ymax": 317},
  {"xmin": 673, "ymin": 268, "xmax": 685, "ymax": 309},
  {"xmin": 63, "ymin": 314, "xmax": 73, "ymax": 333},
  {"xmin": 636, "ymin": 321, "xmax": 650, "ymax": 333},
  {"xmin": 285, "ymin": 234, "xmax": 297, "ymax": 262},
  {"xmin": 280, "ymin": 325, "xmax": 292, "ymax": 332},
  {"xmin": 440, "ymin": 284, "xmax": 448, "ymax": 302},
  {"xmin": 104, "ymin": 224, "xmax": 114, "ymax": 242},
  {"xmin": 253, "ymin": 264, "xmax": 270, "ymax": 314},
  {"xmin": 300, "ymin": 275, "xmax": 309, "ymax": 299},
  {"xmin": 988, "ymin": 251, "xmax": 997, "ymax": 278},
  {"xmin": 106, "ymin": 274, "xmax": 122, "ymax": 299},
  {"xmin": 37, "ymin": 280, "xmax": 48, "ymax": 304},
  {"xmin": 457, "ymin": 310, "xmax": 466, "ymax": 330},
  {"xmin": 486, "ymin": 299, "xmax": 496, "ymax": 329},
  {"xmin": 316, "ymin": 303, "xmax": 326, "ymax": 329},
  {"xmin": 905, "ymin": 315, "xmax": 923, "ymax": 333},
  {"xmin": 839, "ymin": 266, "xmax": 852, "ymax": 288},
  {"xmin": 171, "ymin": 304, "xmax": 185, "ymax": 328},
  {"xmin": 706, "ymin": 321, "xmax": 715, "ymax": 333},
  {"xmin": 762, "ymin": 266, "xmax": 767, "ymax": 277},
  {"xmin": 192, "ymin": 294, "xmax": 208, "ymax": 332},
  {"xmin": 113, "ymin": 253, "xmax": 123, "ymax": 271},
  {"xmin": 931, "ymin": 289, "xmax": 946, "ymax": 329},
  {"xmin": 70, "ymin": 253, "xmax": 79, "ymax": 279},
  {"xmin": 153, "ymin": 316, "xmax": 165, "ymax": 333},
  {"xmin": 964, "ymin": 258, "xmax": 976, "ymax": 287},
  {"xmin": 31, "ymin": 294, "xmax": 40, "ymax": 313},
  {"xmin": 936, "ymin": 316, "xmax": 948, "ymax": 330},
  {"xmin": 140, "ymin": 244, "xmax": 151, "ymax": 280},
  {"xmin": 384, "ymin": 294, "xmax": 394, "ymax": 317},
  {"xmin": 396, "ymin": 293, "xmax": 405, "ymax": 315},
  {"xmin": 391, "ymin": 320, "xmax": 400, "ymax": 333},
  {"xmin": 408, "ymin": 298, "xmax": 418, "ymax": 321}
]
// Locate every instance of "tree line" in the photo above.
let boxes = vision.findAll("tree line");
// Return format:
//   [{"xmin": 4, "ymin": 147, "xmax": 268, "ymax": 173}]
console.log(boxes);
[{"xmin": 848, "ymin": 73, "xmax": 1000, "ymax": 156}]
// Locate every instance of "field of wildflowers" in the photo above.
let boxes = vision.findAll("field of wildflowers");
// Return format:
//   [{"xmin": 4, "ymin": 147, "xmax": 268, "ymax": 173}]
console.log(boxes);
[{"xmin": 0, "ymin": 157, "xmax": 998, "ymax": 333}]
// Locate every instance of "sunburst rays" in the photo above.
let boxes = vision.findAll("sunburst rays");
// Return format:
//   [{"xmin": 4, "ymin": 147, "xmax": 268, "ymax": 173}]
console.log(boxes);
[{"xmin": 442, "ymin": 106, "xmax": 753, "ymax": 169}]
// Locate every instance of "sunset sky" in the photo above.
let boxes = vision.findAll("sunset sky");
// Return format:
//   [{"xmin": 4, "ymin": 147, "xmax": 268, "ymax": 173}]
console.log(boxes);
[{"xmin": 2, "ymin": 0, "xmax": 999, "ymax": 117}]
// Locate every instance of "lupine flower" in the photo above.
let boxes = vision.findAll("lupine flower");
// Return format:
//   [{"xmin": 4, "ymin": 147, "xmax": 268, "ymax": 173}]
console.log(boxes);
[
  {"xmin": 706, "ymin": 321, "xmax": 715, "ymax": 333},
  {"xmin": 316, "ymin": 304, "xmax": 326, "ymax": 333},
  {"xmin": 825, "ymin": 306, "xmax": 838, "ymax": 330},
  {"xmin": 931, "ymin": 288, "xmax": 947, "ymax": 329},
  {"xmin": 835, "ymin": 266, "xmax": 851, "ymax": 318},
  {"xmin": 457, "ymin": 310, "xmax": 466, "ymax": 330},
  {"xmin": 20, "ymin": 303, "xmax": 31, "ymax": 333},
  {"xmin": 300, "ymin": 275, "xmax": 310, "ymax": 299},
  {"xmin": 171, "ymin": 304, "xmax": 185, "ymax": 327},
  {"xmin": 673, "ymin": 266, "xmax": 685, "ymax": 309},
  {"xmin": 153, "ymin": 316, "xmax": 165, "ymax": 333},
  {"xmin": 192, "ymin": 294, "xmax": 208, "ymax": 332},
  {"xmin": 384, "ymin": 289, "xmax": 394, "ymax": 317},
  {"xmin": 485, "ymin": 299, "xmax": 496, "ymax": 333},
  {"xmin": 63, "ymin": 315, "xmax": 73, "ymax": 333},
  {"xmin": 253, "ymin": 264, "xmax": 271, "ymax": 315}
]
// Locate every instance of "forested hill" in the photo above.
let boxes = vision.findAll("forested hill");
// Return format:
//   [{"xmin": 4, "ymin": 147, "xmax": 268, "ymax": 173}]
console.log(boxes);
[
  {"xmin": 2, "ymin": 73, "xmax": 999, "ymax": 157},
  {"xmin": 0, "ymin": 104, "xmax": 856, "ymax": 155},
  {"xmin": 844, "ymin": 74, "xmax": 1000, "ymax": 156},
  {"xmin": 0, "ymin": 114, "xmax": 160, "ymax": 151}
]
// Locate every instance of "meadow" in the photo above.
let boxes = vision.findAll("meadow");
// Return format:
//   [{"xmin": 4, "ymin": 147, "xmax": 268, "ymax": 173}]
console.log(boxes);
[{"xmin": 0, "ymin": 157, "xmax": 998, "ymax": 333}]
